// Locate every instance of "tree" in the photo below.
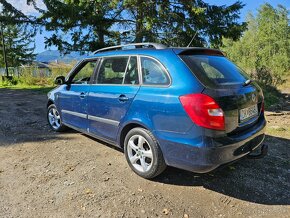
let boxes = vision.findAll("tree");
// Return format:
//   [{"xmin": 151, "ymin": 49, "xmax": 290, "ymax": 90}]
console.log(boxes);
[
  {"xmin": 0, "ymin": 1, "xmax": 36, "ymax": 72},
  {"xmin": 0, "ymin": 0, "xmax": 246, "ymax": 53},
  {"xmin": 32, "ymin": 0, "xmax": 125, "ymax": 53},
  {"xmin": 0, "ymin": 0, "xmax": 123, "ymax": 53},
  {"xmin": 0, "ymin": 16, "xmax": 35, "ymax": 69},
  {"xmin": 222, "ymin": 3, "xmax": 290, "ymax": 81},
  {"xmin": 121, "ymin": 0, "xmax": 246, "ymax": 47}
]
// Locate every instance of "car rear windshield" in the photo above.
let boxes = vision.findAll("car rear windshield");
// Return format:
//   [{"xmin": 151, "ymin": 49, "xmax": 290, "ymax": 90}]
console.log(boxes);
[{"xmin": 180, "ymin": 55, "xmax": 249, "ymax": 88}]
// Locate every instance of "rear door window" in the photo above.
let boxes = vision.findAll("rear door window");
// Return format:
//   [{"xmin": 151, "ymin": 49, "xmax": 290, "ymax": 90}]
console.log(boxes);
[
  {"xmin": 180, "ymin": 55, "xmax": 249, "ymax": 88},
  {"xmin": 96, "ymin": 56, "xmax": 139, "ymax": 85},
  {"xmin": 97, "ymin": 56, "xmax": 128, "ymax": 84},
  {"xmin": 124, "ymin": 56, "xmax": 139, "ymax": 85}
]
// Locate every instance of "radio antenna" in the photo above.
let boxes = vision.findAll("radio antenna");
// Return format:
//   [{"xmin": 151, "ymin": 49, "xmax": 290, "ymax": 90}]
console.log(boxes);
[{"xmin": 187, "ymin": 31, "xmax": 198, "ymax": 47}]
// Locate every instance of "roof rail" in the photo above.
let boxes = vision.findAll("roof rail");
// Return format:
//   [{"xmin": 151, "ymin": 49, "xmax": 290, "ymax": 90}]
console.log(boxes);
[{"xmin": 93, "ymin": 42, "xmax": 167, "ymax": 54}]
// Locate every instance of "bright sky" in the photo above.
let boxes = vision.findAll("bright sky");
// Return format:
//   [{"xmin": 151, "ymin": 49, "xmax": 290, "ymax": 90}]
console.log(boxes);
[
  {"xmin": 7, "ymin": 0, "xmax": 45, "ymax": 14},
  {"xmin": 6, "ymin": 0, "xmax": 290, "ymax": 53}
]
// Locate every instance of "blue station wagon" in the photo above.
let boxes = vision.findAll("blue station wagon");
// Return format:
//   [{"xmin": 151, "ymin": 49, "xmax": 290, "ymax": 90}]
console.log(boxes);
[{"xmin": 47, "ymin": 43, "xmax": 267, "ymax": 179}]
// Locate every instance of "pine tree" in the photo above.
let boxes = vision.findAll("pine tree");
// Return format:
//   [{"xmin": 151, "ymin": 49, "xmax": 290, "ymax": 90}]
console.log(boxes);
[
  {"xmin": 28, "ymin": 0, "xmax": 122, "ymax": 53},
  {"xmin": 0, "ymin": 0, "xmax": 246, "ymax": 52},
  {"xmin": 0, "ymin": 22, "xmax": 36, "ymax": 68},
  {"xmin": 121, "ymin": 0, "xmax": 246, "ymax": 47},
  {"xmin": 0, "ymin": 2, "xmax": 36, "ymax": 69}
]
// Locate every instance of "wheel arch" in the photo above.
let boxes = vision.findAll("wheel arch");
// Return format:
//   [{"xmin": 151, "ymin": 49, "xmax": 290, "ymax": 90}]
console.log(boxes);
[
  {"xmin": 118, "ymin": 122, "xmax": 151, "ymax": 150},
  {"xmin": 47, "ymin": 99, "xmax": 54, "ymax": 108}
]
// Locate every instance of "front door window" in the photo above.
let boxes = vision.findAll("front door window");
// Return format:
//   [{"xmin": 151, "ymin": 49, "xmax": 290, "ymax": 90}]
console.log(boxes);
[{"xmin": 71, "ymin": 61, "xmax": 98, "ymax": 84}]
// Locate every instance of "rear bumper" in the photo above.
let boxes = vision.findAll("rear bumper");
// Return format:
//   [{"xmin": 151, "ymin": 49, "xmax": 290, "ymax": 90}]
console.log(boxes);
[{"xmin": 156, "ymin": 116, "xmax": 266, "ymax": 173}]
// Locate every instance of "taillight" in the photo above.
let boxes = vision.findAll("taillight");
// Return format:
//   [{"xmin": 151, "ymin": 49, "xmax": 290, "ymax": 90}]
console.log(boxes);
[
  {"xmin": 261, "ymin": 101, "xmax": 265, "ymax": 113},
  {"xmin": 179, "ymin": 94, "xmax": 225, "ymax": 130}
]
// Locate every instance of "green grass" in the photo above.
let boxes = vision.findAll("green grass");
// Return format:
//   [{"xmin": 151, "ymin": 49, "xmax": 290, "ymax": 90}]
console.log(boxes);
[
  {"xmin": 266, "ymin": 126, "xmax": 290, "ymax": 139},
  {"xmin": 257, "ymin": 82, "xmax": 283, "ymax": 109},
  {"xmin": 0, "ymin": 84, "xmax": 55, "ymax": 94}
]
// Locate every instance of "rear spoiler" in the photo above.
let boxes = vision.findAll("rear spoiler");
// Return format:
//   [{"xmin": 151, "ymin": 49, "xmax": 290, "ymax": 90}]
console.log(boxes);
[{"xmin": 172, "ymin": 48, "xmax": 225, "ymax": 56}]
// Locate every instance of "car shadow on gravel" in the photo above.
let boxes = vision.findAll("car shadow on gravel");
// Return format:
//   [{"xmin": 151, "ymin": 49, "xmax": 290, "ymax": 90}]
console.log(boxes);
[
  {"xmin": 0, "ymin": 127, "xmax": 80, "ymax": 147},
  {"xmin": 153, "ymin": 134, "xmax": 290, "ymax": 206},
  {"xmin": 81, "ymin": 132, "xmax": 289, "ymax": 206}
]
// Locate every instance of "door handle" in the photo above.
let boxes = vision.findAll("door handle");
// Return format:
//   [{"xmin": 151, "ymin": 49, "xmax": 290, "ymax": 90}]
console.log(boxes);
[
  {"xmin": 119, "ymin": 94, "xmax": 129, "ymax": 102},
  {"xmin": 80, "ymin": 92, "xmax": 86, "ymax": 99}
]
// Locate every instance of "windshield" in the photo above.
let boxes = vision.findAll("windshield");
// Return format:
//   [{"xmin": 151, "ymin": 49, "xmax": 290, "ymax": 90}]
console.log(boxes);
[{"xmin": 180, "ymin": 55, "xmax": 249, "ymax": 87}]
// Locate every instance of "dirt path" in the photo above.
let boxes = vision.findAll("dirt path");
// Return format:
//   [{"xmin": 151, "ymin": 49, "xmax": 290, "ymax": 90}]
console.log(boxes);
[{"xmin": 0, "ymin": 88, "xmax": 289, "ymax": 218}]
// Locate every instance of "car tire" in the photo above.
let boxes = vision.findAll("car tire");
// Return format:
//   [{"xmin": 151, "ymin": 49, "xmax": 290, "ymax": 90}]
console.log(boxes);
[
  {"xmin": 124, "ymin": 127, "xmax": 167, "ymax": 179},
  {"xmin": 47, "ymin": 104, "xmax": 67, "ymax": 132}
]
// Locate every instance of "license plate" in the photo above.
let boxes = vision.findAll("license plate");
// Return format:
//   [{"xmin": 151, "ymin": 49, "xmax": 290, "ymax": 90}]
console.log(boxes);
[{"xmin": 239, "ymin": 104, "xmax": 258, "ymax": 122}]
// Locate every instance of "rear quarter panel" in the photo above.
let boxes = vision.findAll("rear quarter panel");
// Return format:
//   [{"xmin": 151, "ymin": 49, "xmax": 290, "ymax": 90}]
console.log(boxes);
[{"xmin": 117, "ymin": 51, "xmax": 205, "ymax": 160}]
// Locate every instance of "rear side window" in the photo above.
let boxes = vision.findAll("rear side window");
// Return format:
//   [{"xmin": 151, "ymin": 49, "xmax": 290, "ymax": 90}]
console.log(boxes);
[
  {"xmin": 180, "ymin": 55, "xmax": 249, "ymax": 87},
  {"xmin": 141, "ymin": 57, "xmax": 170, "ymax": 85}
]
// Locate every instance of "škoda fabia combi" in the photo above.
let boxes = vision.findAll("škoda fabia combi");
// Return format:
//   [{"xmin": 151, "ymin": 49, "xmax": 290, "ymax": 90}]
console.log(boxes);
[{"xmin": 47, "ymin": 43, "xmax": 267, "ymax": 179}]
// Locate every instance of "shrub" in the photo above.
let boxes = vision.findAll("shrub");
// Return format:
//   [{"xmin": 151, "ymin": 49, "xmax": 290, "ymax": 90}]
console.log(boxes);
[
  {"xmin": 0, "ymin": 62, "xmax": 75, "ymax": 87},
  {"xmin": 249, "ymin": 67, "xmax": 285, "ymax": 109},
  {"xmin": 250, "ymin": 66, "xmax": 286, "ymax": 87},
  {"xmin": 258, "ymin": 82, "xmax": 282, "ymax": 108},
  {"xmin": 1, "ymin": 76, "xmax": 19, "ymax": 86}
]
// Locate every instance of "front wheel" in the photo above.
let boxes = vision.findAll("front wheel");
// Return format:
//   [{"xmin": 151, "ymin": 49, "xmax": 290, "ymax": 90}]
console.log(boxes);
[
  {"xmin": 47, "ymin": 104, "xmax": 67, "ymax": 132},
  {"xmin": 124, "ymin": 127, "xmax": 166, "ymax": 179}
]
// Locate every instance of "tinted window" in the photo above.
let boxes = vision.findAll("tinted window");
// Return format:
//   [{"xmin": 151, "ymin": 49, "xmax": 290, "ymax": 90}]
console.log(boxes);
[
  {"xmin": 124, "ymin": 56, "xmax": 139, "ymax": 85},
  {"xmin": 97, "ymin": 57, "xmax": 129, "ymax": 84},
  {"xmin": 71, "ymin": 61, "xmax": 97, "ymax": 84},
  {"xmin": 141, "ymin": 57, "xmax": 169, "ymax": 85},
  {"xmin": 180, "ymin": 55, "xmax": 249, "ymax": 87}
]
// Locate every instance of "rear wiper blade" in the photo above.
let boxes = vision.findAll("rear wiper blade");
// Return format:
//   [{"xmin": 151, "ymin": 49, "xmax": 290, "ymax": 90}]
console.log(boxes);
[{"xmin": 243, "ymin": 79, "xmax": 252, "ymax": 86}]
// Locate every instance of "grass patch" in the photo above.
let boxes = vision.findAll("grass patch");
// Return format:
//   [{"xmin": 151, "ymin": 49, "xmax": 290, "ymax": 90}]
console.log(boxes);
[
  {"xmin": 0, "ymin": 84, "xmax": 55, "ymax": 94},
  {"xmin": 258, "ymin": 82, "xmax": 283, "ymax": 109},
  {"xmin": 266, "ymin": 126, "xmax": 290, "ymax": 139}
]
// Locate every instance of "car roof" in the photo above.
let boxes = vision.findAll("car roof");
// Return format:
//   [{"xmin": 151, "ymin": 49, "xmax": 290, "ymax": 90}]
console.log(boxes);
[{"xmin": 86, "ymin": 47, "xmax": 224, "ymax": 59}]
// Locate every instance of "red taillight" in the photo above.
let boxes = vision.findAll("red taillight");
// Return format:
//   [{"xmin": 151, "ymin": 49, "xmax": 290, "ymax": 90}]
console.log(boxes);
[
  {"xmin": 179, "ymin": 93, "xmax": 225, "ymax": 130},
  {"xmin": 261, "ymin": 101, "xmax": 265, "ymax": 113}
]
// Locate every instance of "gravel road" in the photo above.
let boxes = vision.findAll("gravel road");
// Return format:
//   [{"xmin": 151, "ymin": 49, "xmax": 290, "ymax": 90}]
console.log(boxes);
[{"xmin": 0, "ymin": 88, "xmax": 289, "ymax": 218}]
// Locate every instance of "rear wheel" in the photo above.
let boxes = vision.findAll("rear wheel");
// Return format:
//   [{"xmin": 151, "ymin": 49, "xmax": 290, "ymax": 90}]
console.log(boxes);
[
  {"xmin": 47, "ymin": 104, "xmax": 67, "ymax": 132},
  {"xmin": 124, "ymin": 127, "xmax": 166, "ymax": 179}
]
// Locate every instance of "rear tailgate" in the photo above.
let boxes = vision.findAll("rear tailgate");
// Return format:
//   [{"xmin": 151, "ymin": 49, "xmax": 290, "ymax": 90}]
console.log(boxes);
[
  {"xmin": 179, "ymin": 51, "xmax": 264, "ymax": 134},
  {"xmin": 202, "ymin": 83, "xmax": 264, "ymax": 134}
]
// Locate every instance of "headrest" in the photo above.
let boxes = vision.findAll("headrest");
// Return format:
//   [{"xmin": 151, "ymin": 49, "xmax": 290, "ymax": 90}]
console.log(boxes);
[{"xmin": 112, "ymin": 58, "xmax": 128, "ymax": 72}]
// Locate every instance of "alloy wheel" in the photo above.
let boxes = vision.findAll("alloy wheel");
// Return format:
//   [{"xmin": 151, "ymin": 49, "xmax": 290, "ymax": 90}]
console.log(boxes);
[
  {"xmin": 127, "ymin": 135, "xmax": 153, "ymax": 173},
  {"xmin": 48, "ymin": 107, "xmax": 61, "ymax": 130}
]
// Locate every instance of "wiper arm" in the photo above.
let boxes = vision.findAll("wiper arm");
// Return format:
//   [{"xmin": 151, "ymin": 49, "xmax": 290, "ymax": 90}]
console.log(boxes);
[{"xmin": 243, "ymin": 79, "xmax": 252, "ymax": 86}]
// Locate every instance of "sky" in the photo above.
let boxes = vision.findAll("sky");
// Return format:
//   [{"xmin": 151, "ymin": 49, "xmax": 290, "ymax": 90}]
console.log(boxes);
[{"xmin": 6, "ymin": 0, "xmax": 290, "ymax": 54}]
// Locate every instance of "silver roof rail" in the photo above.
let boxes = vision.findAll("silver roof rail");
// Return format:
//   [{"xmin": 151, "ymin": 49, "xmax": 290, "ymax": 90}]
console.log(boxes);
[{"xmin": 93, "ymin": 42, "xmax": 167, "ymax": 54}]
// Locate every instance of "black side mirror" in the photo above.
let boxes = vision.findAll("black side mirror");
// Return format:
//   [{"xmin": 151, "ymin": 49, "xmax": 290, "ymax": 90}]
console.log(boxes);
[{"xmin": 54, "ymin": 76, "xmax": 66, "ymax": 85}]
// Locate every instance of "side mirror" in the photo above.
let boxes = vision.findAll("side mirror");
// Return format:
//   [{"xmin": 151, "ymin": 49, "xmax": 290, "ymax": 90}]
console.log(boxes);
[{"xmin": 54, "ymin": 76, "xmax": 66, "ymax": 85}]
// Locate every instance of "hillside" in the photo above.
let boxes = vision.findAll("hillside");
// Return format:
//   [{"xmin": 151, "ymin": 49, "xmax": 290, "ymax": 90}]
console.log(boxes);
[{"xmin": 36, "ymin": 50, "xmax": 89, "ymax": 63}]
